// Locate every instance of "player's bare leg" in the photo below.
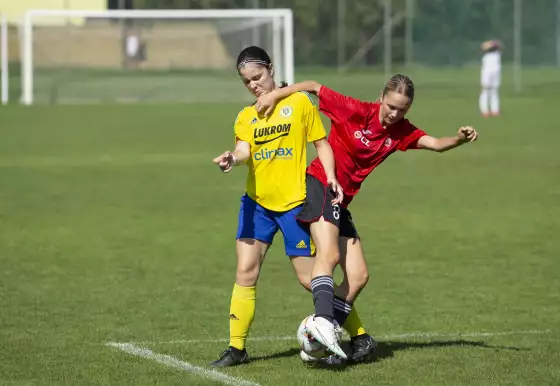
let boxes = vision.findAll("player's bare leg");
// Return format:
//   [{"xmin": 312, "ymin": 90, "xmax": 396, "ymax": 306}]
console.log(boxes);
[
  {"xmin": 308, "ymin": 217, "xmax": 347, "ymax": 359},
  {"xmin": 336, "ymin": 237, "xmax": 369, "ymax": 301},
  {"xmin": 325, "ymin": 237, "xmax": 377, "ymax": 364},
  {"xmin": 290, "ymin": 255, "xmax": 314, "ymax": 291},
  {"xmin": 210, "ymin": 239, "xmax": 269, "ymax": 367}
]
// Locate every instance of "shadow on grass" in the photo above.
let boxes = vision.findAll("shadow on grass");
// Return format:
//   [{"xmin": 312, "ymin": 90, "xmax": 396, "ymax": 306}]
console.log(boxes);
[
  {"xmin": 248, "ymin": 339, "xmax": 526, "ymax": 371},
  {"xmin": 371, "ymin": 339, "xmax": 527, "ymax": 363}
]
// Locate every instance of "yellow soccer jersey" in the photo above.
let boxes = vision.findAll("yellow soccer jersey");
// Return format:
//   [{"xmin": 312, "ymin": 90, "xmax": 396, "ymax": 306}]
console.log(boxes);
[{"xmin": 234, "ymin": 91, "xmax": 327, "ymax": 212}]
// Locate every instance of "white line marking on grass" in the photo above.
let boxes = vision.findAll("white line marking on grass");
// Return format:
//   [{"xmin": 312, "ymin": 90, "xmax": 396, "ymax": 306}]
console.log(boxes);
[
  {"xmin": 106, "ymin": 342, "xmax": 260, "ymax": 386},
  {"xmin": 132, "ymin": 329, "xmax": 550, "ymax": 345}
]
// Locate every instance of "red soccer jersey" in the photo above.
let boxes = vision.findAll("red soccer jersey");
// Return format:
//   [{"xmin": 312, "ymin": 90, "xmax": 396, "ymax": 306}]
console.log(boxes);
[{"xmin": 307, "ymin": 86, "xmax": 427, "ymax": 207}]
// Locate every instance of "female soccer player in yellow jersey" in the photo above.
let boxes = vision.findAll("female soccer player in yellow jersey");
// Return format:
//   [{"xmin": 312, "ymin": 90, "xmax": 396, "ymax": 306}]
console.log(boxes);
[{"xmin": 210, "ymin": 46, "xmax": 366, "ymax": 367}]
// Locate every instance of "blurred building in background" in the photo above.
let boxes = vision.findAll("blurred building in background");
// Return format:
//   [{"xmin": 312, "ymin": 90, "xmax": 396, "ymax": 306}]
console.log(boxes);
[{"xmin": 2, "ymin": 0, "xmax": 106, "ymax": 24}]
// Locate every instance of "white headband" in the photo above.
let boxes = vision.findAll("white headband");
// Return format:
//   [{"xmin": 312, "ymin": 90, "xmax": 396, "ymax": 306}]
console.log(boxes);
[{"xmin": 237, "ymin": 59, "xmax": 270, "ymax": 69}]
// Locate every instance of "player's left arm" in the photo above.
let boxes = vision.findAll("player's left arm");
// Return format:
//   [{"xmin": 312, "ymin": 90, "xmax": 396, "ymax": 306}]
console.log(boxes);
[{"xmin": 417, "ymin": 126, "xmax": 478, "ymax": 152}]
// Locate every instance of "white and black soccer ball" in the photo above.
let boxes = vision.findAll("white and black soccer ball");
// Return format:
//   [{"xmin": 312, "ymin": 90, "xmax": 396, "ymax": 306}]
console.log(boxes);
[
  {"xmin": 299, "ymin": 349, "xmax": 324, "ymax": 363},
  {"xmin": 296, "ymin": 314, "xmax": 326, "ymax": 357}
]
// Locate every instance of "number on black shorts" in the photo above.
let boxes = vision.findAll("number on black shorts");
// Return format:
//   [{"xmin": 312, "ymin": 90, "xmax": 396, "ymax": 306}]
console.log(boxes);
[{"xmin": 332, "ymin": 204, "xmax": 340, "ymax": 220}]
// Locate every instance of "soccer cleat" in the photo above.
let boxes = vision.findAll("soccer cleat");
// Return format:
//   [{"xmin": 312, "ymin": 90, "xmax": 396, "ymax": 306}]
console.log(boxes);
[
  {"xmin": 309, "ymin": 316, "xmax": 347, "ymax": 359},
  {"xmin": 318, "ymin": 334, "xmax": 378, "ymax": 366},
  {"xmin": 210, "ymin": 346, "xmax": 249, "ymax": 367},
  {"xmin": 350, "ymin": 334, "xmax": 377, "ymax": 363}
]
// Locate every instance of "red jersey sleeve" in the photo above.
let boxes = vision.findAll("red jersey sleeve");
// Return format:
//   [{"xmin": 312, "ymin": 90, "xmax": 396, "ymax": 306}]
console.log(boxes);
[
  {"xmin": 397, "ymin": 121, "xmax": 427, "ymax": 151},
  {"xmin": 318, "ymin": 86, "xmax": 372, "ymax": 126}
]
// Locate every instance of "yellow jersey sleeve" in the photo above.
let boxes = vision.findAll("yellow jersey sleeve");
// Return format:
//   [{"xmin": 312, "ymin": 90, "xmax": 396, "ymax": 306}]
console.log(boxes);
[
  {"xmin": 300, "ymin": 92, "xmax": 327, "ymax": 143},
  {"xmin": 234, "ymin": 109, "xmax": 253, "ymax": 144}
]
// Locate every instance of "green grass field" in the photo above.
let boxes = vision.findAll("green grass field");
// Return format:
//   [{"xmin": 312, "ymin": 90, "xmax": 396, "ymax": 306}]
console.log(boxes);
[{"xmin": 1, "ymin": 69, "xmax": 559, "ymax": 385}]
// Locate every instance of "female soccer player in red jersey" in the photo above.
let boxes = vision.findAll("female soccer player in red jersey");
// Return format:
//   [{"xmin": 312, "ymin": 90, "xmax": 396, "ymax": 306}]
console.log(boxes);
[{"xmin": 255, "ymin": 74, "xmax": 478, "ymax": 363}]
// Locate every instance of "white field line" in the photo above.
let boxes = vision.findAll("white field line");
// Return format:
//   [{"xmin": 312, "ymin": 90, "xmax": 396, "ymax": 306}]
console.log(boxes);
[
  {"xmin": 127, "ymin": 328, "xmax": 551, "ymax": 345},
  {"xmin": 106, "ymin": 342, "xmax": 260, "ymax": 386}
]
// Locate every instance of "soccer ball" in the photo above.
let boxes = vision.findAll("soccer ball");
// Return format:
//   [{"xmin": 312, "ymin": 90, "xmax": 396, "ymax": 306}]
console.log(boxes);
[
  {"xmin": 299, "ymin": 349, "xmax": 323, "ymax": 363},
  {"xmin": 297, "ymin": 314, "xmax": 326, "ymax": 357}
]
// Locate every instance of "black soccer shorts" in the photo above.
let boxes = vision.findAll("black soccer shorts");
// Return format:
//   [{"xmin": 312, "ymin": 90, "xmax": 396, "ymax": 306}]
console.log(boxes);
[{"xmin": 296, "ymin": 174, "xmax": 358, "ymax": 239}]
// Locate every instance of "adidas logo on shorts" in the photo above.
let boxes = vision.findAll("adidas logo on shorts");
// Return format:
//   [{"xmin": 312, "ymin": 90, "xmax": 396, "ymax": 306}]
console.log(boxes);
[{"xmin": 296, "ymin": 240, "xmax": 307, "ymax": 249}]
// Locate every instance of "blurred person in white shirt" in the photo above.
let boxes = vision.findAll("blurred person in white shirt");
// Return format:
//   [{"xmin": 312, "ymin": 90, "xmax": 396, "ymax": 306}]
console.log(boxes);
[{"xmin": 479, "ymin": 40, "xmax": 502, "ymax": 117}]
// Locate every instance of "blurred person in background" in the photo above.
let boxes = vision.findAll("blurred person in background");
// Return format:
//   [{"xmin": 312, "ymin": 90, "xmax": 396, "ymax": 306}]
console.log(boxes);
[
  {"xmin": 479, "ymin": 40, "xmax": 503, "ymax": 117},
  {"xmin": 124, "ymin": 26, "xmax": 146, "ymax": 69}
]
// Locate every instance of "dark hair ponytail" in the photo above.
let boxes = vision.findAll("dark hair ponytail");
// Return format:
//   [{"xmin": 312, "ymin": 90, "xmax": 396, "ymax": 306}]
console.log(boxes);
[{"xmin": 236, "ymin": 46, "xmax": 287, "ymax": 86}]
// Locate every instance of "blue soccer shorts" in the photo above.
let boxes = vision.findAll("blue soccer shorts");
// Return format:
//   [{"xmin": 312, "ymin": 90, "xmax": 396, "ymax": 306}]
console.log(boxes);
[{"xmin": 236, "ymin": 194, "xmax": 314, "ymax": 257}]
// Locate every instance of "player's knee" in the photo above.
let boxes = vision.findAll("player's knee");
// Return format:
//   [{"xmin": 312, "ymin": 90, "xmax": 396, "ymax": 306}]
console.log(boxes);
[
  {"xmin": 235, "ymin": 260, "xmax": 260, "ymax": 286},
  {"xmin": 358, "ymin": 270, "xmax": 370, "ymax": 288},
  {"xmin": 349, "ymin": 268, "xmax": 369, "ymax": 290},
  {"xmin": 297, "ymin": 273, "xmax": 312, "ymax": 291},
  {"xmin": 317, "ymin": 247, "xmax": 340, "ymax": 270}
]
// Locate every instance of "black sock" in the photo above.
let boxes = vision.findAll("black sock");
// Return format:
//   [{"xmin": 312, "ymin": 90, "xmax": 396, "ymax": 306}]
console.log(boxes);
[
  {"xmin": 333, "ymin": 296, "xmax": 352, "ymax": 326},
  {"xmin": 311, "ymin": 275, "xmax": 334, "ymax": 322}
]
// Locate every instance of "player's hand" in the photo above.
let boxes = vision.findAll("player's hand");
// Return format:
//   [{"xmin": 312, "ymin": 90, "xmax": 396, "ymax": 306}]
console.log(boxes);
[
  {"xmin": 255, "ymin": 91, "xmax": 280, "ymax": 117},
  {"xmin": 212, "ymin": 151, "xmax": 235, "ymax": 173},
  {"xmin": 458, "ymin": 126, "xmax": 478, "ymax": 143},
  {"xmin": 327, "ymin": 178, "xmax": 344, "ymax": 205}
]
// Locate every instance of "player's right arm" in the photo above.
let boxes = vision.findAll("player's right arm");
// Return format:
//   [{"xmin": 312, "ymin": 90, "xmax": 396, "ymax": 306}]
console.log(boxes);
[
  {"xmin": 213, "ymin": 141, "xmax": 250, "ymax": 173},
  {"xmin": 255, "ymin": 81, "xmax": 371, "ymax": 125},
  {"xmin": 213, "ymin": 110, "xmax": 252, "ymax": 173}
]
